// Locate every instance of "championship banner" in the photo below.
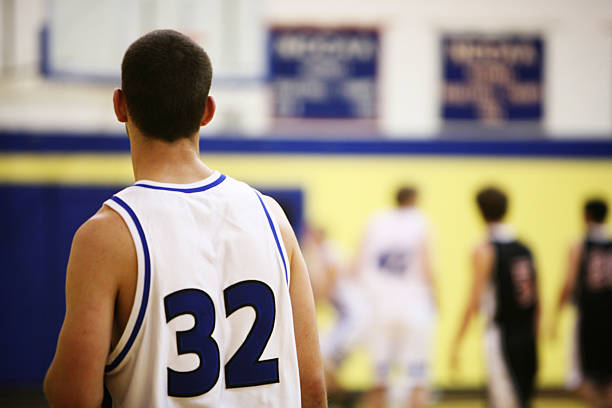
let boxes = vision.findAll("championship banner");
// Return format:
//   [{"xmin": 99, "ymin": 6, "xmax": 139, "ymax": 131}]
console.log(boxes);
[
  {"xmin": 269, "ymin": 27, "xmax": 379, "ymax": 119},
  {"xmin": 442, "ymin": 35, "xmax": 544, "ymax": 126}
]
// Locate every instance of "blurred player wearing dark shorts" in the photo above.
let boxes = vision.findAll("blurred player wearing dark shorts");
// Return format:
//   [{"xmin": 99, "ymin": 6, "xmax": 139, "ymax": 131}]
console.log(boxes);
[
  {"xmin": 555, "ymin": 198, "xmax": 612, "ymax": 407},
  {"xmin": 452, "ymin": 187, "xmax": 539, "ymax": 408}
]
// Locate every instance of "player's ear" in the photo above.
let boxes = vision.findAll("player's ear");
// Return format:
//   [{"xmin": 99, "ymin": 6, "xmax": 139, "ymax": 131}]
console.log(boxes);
[
  {"xmin": 200, "ymin": 95, "xmax": 216, "ymax": 127},
  {"xmin": 113, "ymin": 89, "xmax": 128, "ymax": 123}
]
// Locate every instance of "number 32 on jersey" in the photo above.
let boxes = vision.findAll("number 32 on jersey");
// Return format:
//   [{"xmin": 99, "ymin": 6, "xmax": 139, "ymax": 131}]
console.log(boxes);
[{"xmin": 164, "ymin": 280, "xmax": 279, "ymax": 397}]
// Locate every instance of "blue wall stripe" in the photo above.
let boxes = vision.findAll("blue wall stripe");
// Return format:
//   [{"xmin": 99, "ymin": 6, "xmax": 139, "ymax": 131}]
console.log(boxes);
[
  {"xmin": 134, "ymin": 174, "xmax": 226, "ymax": 193},
  {"xmin": 255, "ymin": 192, "xmax": 289, "ymax": 285},
  {"xmin": 1, "ymin": 130, "xmax": 612, "ymax": 157},
  {"xmin": 105, "ymin": 196, "xmax": 151, "ymax": 372}
]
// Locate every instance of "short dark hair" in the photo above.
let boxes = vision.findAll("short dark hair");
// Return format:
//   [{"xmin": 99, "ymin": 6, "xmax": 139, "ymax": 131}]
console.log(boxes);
[
  {"xmin": 396, "ymin": 186, "xmax": 417, "ymax": 206},
  {"xmin": 121, "ymin": 30, "xmax": 213, "ymax": 142},
  {"xmin": 476, "ymin": 186, "xmax": 508, "ymax": 222},
  {"xmin": 585, "ymin": 199, "xmax": 608, "ymax": 223}
]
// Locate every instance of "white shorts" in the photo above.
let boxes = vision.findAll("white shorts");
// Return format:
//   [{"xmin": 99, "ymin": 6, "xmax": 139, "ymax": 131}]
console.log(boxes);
[{"xmin": 368, "ymin": 302, "xmax": 435, "ymax": 389}]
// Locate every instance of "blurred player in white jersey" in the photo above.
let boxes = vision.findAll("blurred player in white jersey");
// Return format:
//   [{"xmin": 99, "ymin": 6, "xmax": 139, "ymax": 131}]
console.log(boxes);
[
  {"xmin": 43, "ymin": 30, "xmax": 326, "ymax": 407},
  {"xmin": 302, "ymin": 224, "xmax": 369, "ymax": 396},
  {"xmin": 358, "ymin": 186, "xmax": 437, "ymax": 408},
  {"xmin": 302, "ymin": 225, "xmax": 341, "ymax": 305}
]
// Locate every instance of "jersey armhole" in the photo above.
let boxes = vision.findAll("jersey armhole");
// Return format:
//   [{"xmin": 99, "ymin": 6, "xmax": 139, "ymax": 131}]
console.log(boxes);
[
  {"xmin": 103, "ymin": 196, "xmax": 151, "ymax": 373},
  {"xmin": 254, "ymin": 191, "xmax": 291, "ymax": 287}
]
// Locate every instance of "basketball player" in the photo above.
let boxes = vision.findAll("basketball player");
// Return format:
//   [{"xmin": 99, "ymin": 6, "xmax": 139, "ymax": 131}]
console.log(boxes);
[
  {"xmin": 301, "ymin": 225, "xmax": 341, "ymax": 304},
  {"xmin": 302, "ymin": 224, "xmax": 368, "ymax": 395},
  {"xmin": 451, "ymin": 187, "xmax": 539, "ymax": 408},
  {"xmin": 554, "ymin": 199, "xmax": 612, "ymax": 407},
  {"xmin": 43, "ymin": 30, "xmax": 326, "ymax": 407},
  {"xmin": 357, "ymin": 186, "xmax": 436, "ymax": 408}
]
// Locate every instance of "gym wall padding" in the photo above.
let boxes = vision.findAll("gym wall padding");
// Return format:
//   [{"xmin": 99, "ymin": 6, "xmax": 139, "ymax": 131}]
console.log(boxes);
[{"xmin": 1, "ymin": 132, "xmax": 611, "ymax": 388}]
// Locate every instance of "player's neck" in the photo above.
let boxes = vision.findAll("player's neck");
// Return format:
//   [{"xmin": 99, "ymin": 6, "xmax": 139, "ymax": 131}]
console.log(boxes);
[
  {"xmin": 487, "ymin": 221, "xmax": 514, "ymax": 242},
  {"xmin": 129, "ymin": 133, "xmax": 213, "ymax": 184},
  {"xmin": 586, "ymin": 221, "xmax": 607, "ymax": 234},
  {"xmin": 486, "ymin": 221, "xmax": 506, "ymax": 230}
]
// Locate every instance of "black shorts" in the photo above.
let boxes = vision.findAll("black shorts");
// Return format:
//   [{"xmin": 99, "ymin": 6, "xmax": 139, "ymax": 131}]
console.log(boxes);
[
  {"xmin": 579, "ymin": 316, "xmax": 612, "ymax": 384},
  {"xmin": 496, "ymin": 325, "xmax": 537, "ymax": 408}
]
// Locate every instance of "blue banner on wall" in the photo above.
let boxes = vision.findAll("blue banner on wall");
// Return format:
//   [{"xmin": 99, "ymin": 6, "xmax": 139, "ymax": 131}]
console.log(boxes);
[
  {"xmin": 442, "ymin": 35, "xmax": 544, "ymax": 126},
  {"xmin": 269, "ymin": 27, "xmax": 379, "ymax": 119}
]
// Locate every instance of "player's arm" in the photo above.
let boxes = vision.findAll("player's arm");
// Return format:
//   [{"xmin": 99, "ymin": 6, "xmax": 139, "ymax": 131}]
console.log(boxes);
[
  {"xmin": 450, "ymin": 242, "xmax": 494, "ymax": 368},
  {"xmin": 263, "ymin": 196, "xmax": 327, "ymax": 408},
  {"xmin": 320, "ymin": 241, "xmax": 342, "ymax": 302},
  {"xmin": 323, "ymin": 263, "xmax": 339, "ymax": 301},
  {"xmin": 558, "ymin": 242, "xmax": 582, "ymax": 308},
  {"xmin": 421, "ymin": 235, "xmax": 438, "ymax": 309},
  {"xmin": 44, "ymin": 207, "xmax": 134, "ymax": 407},
  {"xmin": 550, "ymin": 242, "xmax": 582, "ymax": 339}
]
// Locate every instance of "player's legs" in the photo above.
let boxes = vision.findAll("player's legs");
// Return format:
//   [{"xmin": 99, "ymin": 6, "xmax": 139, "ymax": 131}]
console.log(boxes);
[
  {"xmin": 321, "ymin": 279, "xmax": 369, "ymax": 367},
  {"xmin": 604, "ymin": 347, "xmax": 612, "ymax": 408},
  {"xmin": 566, "ymin": 320, "xmax": 602, "ymax": 407},
  {"xmin": 484, "ymin": 324, "xmax": 521, "ymax": 408},
  {"xmin": 576, "ymin": 377, "xmax": 612, "ymax": 407},
  {"xmin": 578, "ymin": 317, "xmax": 612, "ymax": 407},
  {"xmin": 501, "ymin": 330, "xmax": 537, "ymax": 408},
  {"xmin": 320, "ymin": 279, "xmax": 370, "ymax": 394},
  {"xmin": 396, "ymin": 314, "xmax": 434, "ymax": 408},
  {"xmin": 602, "ymin": 382, "xmax": 612, "ymax": 408},
  {"xmin": 575, "ymin": 380, "xmax": 604, "ymax": 408},
  {"xmin": 566, "ymin": 318, "xmax": 584, "ymax": 391},
  {"xmin": 408, "ymin": 387, "xmax": 427, "ymax": 408},
  {"xmin": 569, "ymin": 317, "xmax": 596, "ymax": 406},
  {"xmin": 363, "ymin": 385, "xmax": 387, "ymax": 408},
  {"xmin": 605, "ymin": 337, "xmax": 612, "ymax": 408},
  {"xmin": 364, "ymin": 318, "xmax": 395, "ymax": 408}
]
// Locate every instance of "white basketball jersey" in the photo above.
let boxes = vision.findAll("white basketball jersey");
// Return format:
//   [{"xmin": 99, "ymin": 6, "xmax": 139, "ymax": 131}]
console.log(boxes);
[
  {"xmin": 102, "ymin": 171, "xmax": 301, "ymax": 407},
  {"xmin": 359, "ymin": 207, "xmax": 431, "ymax": 316}
]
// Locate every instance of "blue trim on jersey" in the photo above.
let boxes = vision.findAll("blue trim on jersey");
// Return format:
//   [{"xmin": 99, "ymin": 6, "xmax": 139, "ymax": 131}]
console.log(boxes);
[
  {"xmin": 105, "ymin": 196, "xmax": 151, "ymax": 372},
  {"xmin": 133, "ymin": 174, "xmax": 226, "ymax": 193},
  {"xmin": 255, "ymin": 192, "xmax": 289, "ymax": 285}
]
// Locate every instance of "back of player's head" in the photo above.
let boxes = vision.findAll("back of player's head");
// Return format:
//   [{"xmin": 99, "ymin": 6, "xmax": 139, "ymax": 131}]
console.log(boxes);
[
  {"xmin": 396, "ymin": 186, "xmax": 417, "ymax": 206},
  {"xmin": 476, "ymin": 186, "xmax": 508, "ymax": 222},
  {"xmin": 121, "ymin": 29, "xmax": 213, "ymax": 142},
  {"xmin": 584, "ymin": 198, "xmax": 608, "ymax": 223}
]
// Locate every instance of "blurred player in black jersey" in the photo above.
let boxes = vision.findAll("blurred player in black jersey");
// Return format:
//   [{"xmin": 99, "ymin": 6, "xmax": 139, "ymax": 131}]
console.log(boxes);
[
  {"xmin": 554, "ymin": 198, "xmax": 612, "ymax": 408},
  {"xmin": 451, "ymin": 186, "xmax": 539, "ymax": 408}
]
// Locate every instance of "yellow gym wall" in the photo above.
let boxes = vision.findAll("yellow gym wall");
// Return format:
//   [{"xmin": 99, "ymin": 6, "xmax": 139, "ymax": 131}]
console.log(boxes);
[{"xmin": 2, "ymin": 152, "xmax": 611, "ymax": 389}]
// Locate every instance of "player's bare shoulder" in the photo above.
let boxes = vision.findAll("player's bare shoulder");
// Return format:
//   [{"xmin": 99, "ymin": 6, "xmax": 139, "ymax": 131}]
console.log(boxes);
[
  {"xmin": 472, "ymin": 240, "xmax": 495, "ymax": 275},
  {"xmin": 69, "ymin": 205, "xmax": 136, "ymax": 283},
  {"xmin": 75, "ymin": 205, "xmax": 134, "ymax": 257},
  {"xmin": 568, "ymin": 238, "xmax": 583, "ymax": 259}
]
